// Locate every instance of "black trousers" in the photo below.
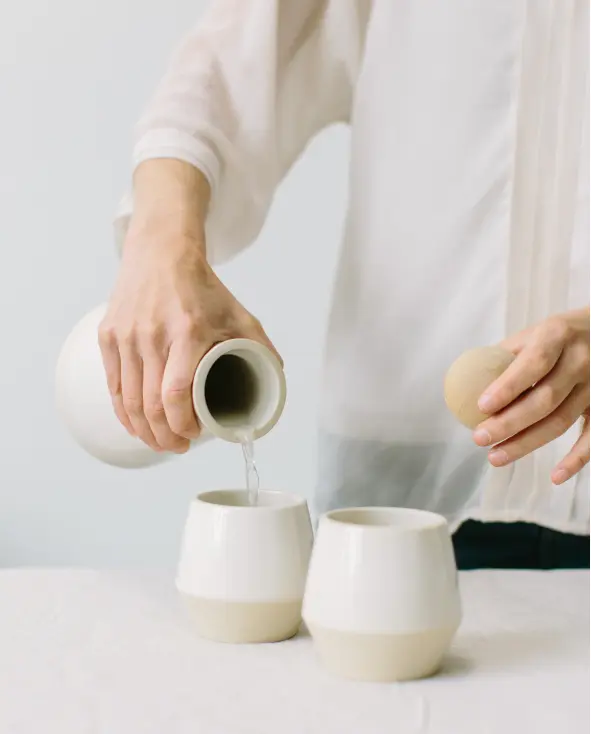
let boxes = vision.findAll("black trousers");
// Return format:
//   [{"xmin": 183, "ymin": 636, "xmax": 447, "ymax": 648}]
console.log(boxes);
[{"xmin": 453, "ymin": 520, "xmax": 590, "ymax": 570}]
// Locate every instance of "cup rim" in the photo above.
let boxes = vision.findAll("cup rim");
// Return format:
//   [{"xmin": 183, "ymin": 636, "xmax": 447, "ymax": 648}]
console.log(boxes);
[
  {"xmin": 194, "ymin": 489, "xmax": 307, "ymax": 511},
  {"xmin": 323, "ymin": 507, "xmax": 447, "ymax": 531}
]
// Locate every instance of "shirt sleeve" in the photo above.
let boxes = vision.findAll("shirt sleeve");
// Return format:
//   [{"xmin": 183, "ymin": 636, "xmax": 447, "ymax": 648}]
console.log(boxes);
[{"xmin": 114, "ymin": 0, "xmax": 368, "ymax": 263}]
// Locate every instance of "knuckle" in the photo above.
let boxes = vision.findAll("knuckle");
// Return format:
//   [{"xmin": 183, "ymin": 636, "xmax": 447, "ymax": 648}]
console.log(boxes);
[
  {"xmin": 136, "ymin": 322, "xmax": 166, "ymax": 350},
  {"xmin": 489, "ymin": 383, "xmax": 515, "ymax": 410},
  {"xmin": 571, "ymin": 344, "xmax": 590, "ymax": 375},
  {"xmin": 537, "ymin": 384, "xmax": 559, "ymax": 414},
  {"xmin": 175, "ymin": 313, "xmax": 207, "ymax": 342},
  {"xmin": 107, "ymin": 379, "xmax": 122, "ymax": 397},
  {"xmin": 243, "ymin": 313, "xmax": 262, "ymax": 332},
  {"xmin": 118, "ymin": 328, "xmax": 137, "ymax": 348},
  {"xmin": 496, "ymin": 384, "xmax": 514, "ymax": 404},
  {"xmin": 123, "ymin": 395, "xmax": 144, "ymax": 417},
  {"xmin": 97, "ymin": 323, "xmax": 117, "ymax": 350},
  {"xmin": 144, "ymin": 401, "xmax": 166, "ymax": 421},
  {"xmin": 494, "ymin": 417, "xmax": 513, "ymax": 438},
  {"xmin": 546, "ymin": 317, "xmax": 571, "ymax": 344},
  {"xmin": 241, "ymin": 313, "xmax": 265, "ymax": 338},
  {"xmin": 535, "ymin": 347, "xmax": 556, "ymax": 373},
  {"xmin": 163, "ymin": 385, "xmax": 192, "ymax": 406}
]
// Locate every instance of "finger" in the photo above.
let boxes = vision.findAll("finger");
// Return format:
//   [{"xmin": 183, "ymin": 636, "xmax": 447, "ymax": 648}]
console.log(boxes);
[
  {"xmin": 552, "ymin": 412, "xmax": 590, "ymax": 485},
  {"xmin": 474, "ymin": 355, "xmax": 576, "ymax": 446},
  {"xmin": 499, "ymin": 329, "xmax": 530, "ymax": 356},
  {"xmin": 162, "ymin": 339, "xmax": 205, "ymax": 439},
  {"xmin": 120, "ymin": 343, "xmax": 160, "ymax": 450},
  {"xmin": 478, "ymin": 328, "xmax": 564, "ymax": 415},
  {"xmin": 98, "ymin": 326, "xmax": 135, "ymax": 436},
  {"xmin": 252, "ymin": 329, "xmax": 284, "ymax": 369},
  {"xmin": 487, "ymin": 384, "xmax": 590, "ymax": 467},
  {"xmin": 142, "ymin": 348, "xmax": 190, "ymax": 453}
]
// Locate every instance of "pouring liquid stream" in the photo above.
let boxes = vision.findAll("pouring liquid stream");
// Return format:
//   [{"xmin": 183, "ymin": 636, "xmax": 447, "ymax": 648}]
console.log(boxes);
[{"xmin": 239, "ymin": 428, "xmax": 260, "ymax": 506}]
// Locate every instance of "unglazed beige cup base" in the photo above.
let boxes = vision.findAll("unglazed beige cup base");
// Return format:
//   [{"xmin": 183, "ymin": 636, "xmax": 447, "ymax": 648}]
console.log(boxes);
[
  {"xmin": 308, "ymin": 624, "xmax": 458, "ymax": 682},
  {"xmin": 182, "ymin": 594, "xmax": 303, "ymax": 644}
]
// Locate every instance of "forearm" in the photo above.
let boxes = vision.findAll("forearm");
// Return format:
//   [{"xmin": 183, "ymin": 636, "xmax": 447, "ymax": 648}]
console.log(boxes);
[
  {"xmin": 120, "ymin": 1, "xmax": 360, "ymax": 264},
  {"xmin": 126, "ymin": 159, "xmax": 210, "ymax": 255}
]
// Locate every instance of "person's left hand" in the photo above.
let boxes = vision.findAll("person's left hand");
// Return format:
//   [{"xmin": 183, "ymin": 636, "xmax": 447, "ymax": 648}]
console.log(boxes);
[{"xmin": 473, "ymin": 308, "xmax": 590, "ymax": 485}]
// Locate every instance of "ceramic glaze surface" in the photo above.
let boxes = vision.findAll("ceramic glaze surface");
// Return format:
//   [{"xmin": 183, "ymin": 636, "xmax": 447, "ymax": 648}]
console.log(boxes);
[
  {"xmin": 177, "ymin": 490, "xmax": 313, "ymax": 601},
  {"xmin": 55, "ymin": 305, "xmax": 160, "ymax": 468},
  {"xmin": 303, "ymin": 507, "xmax": 462, "ymax": 680}
]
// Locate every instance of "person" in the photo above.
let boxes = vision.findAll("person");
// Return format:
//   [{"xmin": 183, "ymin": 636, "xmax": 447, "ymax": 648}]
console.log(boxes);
[{"xmin": 100, "ymin": 0, "xmax": 590, "ymax": 569}]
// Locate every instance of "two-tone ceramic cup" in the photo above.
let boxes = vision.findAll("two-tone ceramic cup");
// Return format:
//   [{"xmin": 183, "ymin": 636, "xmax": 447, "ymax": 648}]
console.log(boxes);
[
  {"xmin": 177, "ymin": 490, "xmax": 313, "ymax": 644},
  {"xmin": 303, "ymin": 507, "xmax": 462, "ymax": 681}
]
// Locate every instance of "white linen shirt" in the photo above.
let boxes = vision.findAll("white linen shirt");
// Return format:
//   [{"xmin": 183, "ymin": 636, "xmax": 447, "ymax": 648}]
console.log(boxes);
[{"xmin": 116, "ymin": 0, "xmax": 590, "ymax": 533}]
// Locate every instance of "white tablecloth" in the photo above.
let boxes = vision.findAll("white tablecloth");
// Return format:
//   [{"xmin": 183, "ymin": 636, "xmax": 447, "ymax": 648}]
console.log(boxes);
[{"xmin": 0, "ymin": 570, "xmax": 588, "ymax": 734}]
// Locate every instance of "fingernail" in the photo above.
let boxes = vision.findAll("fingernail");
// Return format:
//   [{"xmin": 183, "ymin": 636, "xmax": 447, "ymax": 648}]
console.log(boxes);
[
  {"xmin": 478, "ymin": 393, "xmax": 496, "ymax": 413},
  {"xmin": 489, "ymin": 449, "xmax": 509, "ymax": 467},
  {"xmin": 552, "ymin": 468, "xmax": 569, "ymax": 485},
  {"xmin": 473, "ymin": 429, "xmax": 492, "ymax": 446}
]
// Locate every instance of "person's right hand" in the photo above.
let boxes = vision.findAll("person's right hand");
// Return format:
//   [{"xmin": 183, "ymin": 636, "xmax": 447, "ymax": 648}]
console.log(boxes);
[{"xmin": 98, "ymin": 160, "xmax": 280, "ymax": 454}]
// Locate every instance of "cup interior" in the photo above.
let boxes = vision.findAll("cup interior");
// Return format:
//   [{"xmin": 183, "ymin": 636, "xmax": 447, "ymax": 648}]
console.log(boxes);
[
  {"xmin": 197, "ymin": 489, "xmax": 304, "ymax": 509},
  {"xmin": 326, "ymin": 507, "xmax": 446, "ymax": 530}
]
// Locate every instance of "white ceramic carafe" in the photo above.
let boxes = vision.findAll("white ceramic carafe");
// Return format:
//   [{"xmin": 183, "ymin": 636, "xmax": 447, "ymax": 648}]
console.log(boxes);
[{"xmin": 55, "ymin": 304, "xmax": 287, "ymax": 468}]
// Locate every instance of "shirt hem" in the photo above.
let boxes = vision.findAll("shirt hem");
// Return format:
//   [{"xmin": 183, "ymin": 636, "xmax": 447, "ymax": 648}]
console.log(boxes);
[
  {"xmin": 132, "ymin": 128, "xmax": 221, "ymax": 196},
  {"xmin": 449, "ymin": 508, "xmax": 590, "ymax": 537}
]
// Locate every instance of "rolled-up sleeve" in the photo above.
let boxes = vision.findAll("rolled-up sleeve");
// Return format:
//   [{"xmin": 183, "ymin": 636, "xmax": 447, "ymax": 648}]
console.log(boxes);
[{"xmin": 115, "ymin": 0, "xmax": 366, "ymax": 263}]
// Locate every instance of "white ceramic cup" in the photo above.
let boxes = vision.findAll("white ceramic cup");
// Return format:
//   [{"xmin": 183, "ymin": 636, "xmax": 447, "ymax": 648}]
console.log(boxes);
[
  {"xmin": 177, "ymin": 490, "xmax": 314, "ymax": 644},
  {"xmin": 302, "ymin": 507, "xmax": 462, "ymax": 682},
  {"xmin": 55, "ymin": 304, "xmax": 286, "ymax": 468}
]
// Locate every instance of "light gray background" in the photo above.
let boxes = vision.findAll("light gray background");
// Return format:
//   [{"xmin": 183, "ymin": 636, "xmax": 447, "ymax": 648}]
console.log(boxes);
[{"xmin": 0, "ymin": 0, "xmax": 348, "ymax": 566}]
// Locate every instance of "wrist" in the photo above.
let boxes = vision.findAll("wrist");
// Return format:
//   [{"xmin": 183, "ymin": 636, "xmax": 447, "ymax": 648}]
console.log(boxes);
[{"xmin": 127, "ymin": 159, "xmax": 210, "ymax": 249}]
